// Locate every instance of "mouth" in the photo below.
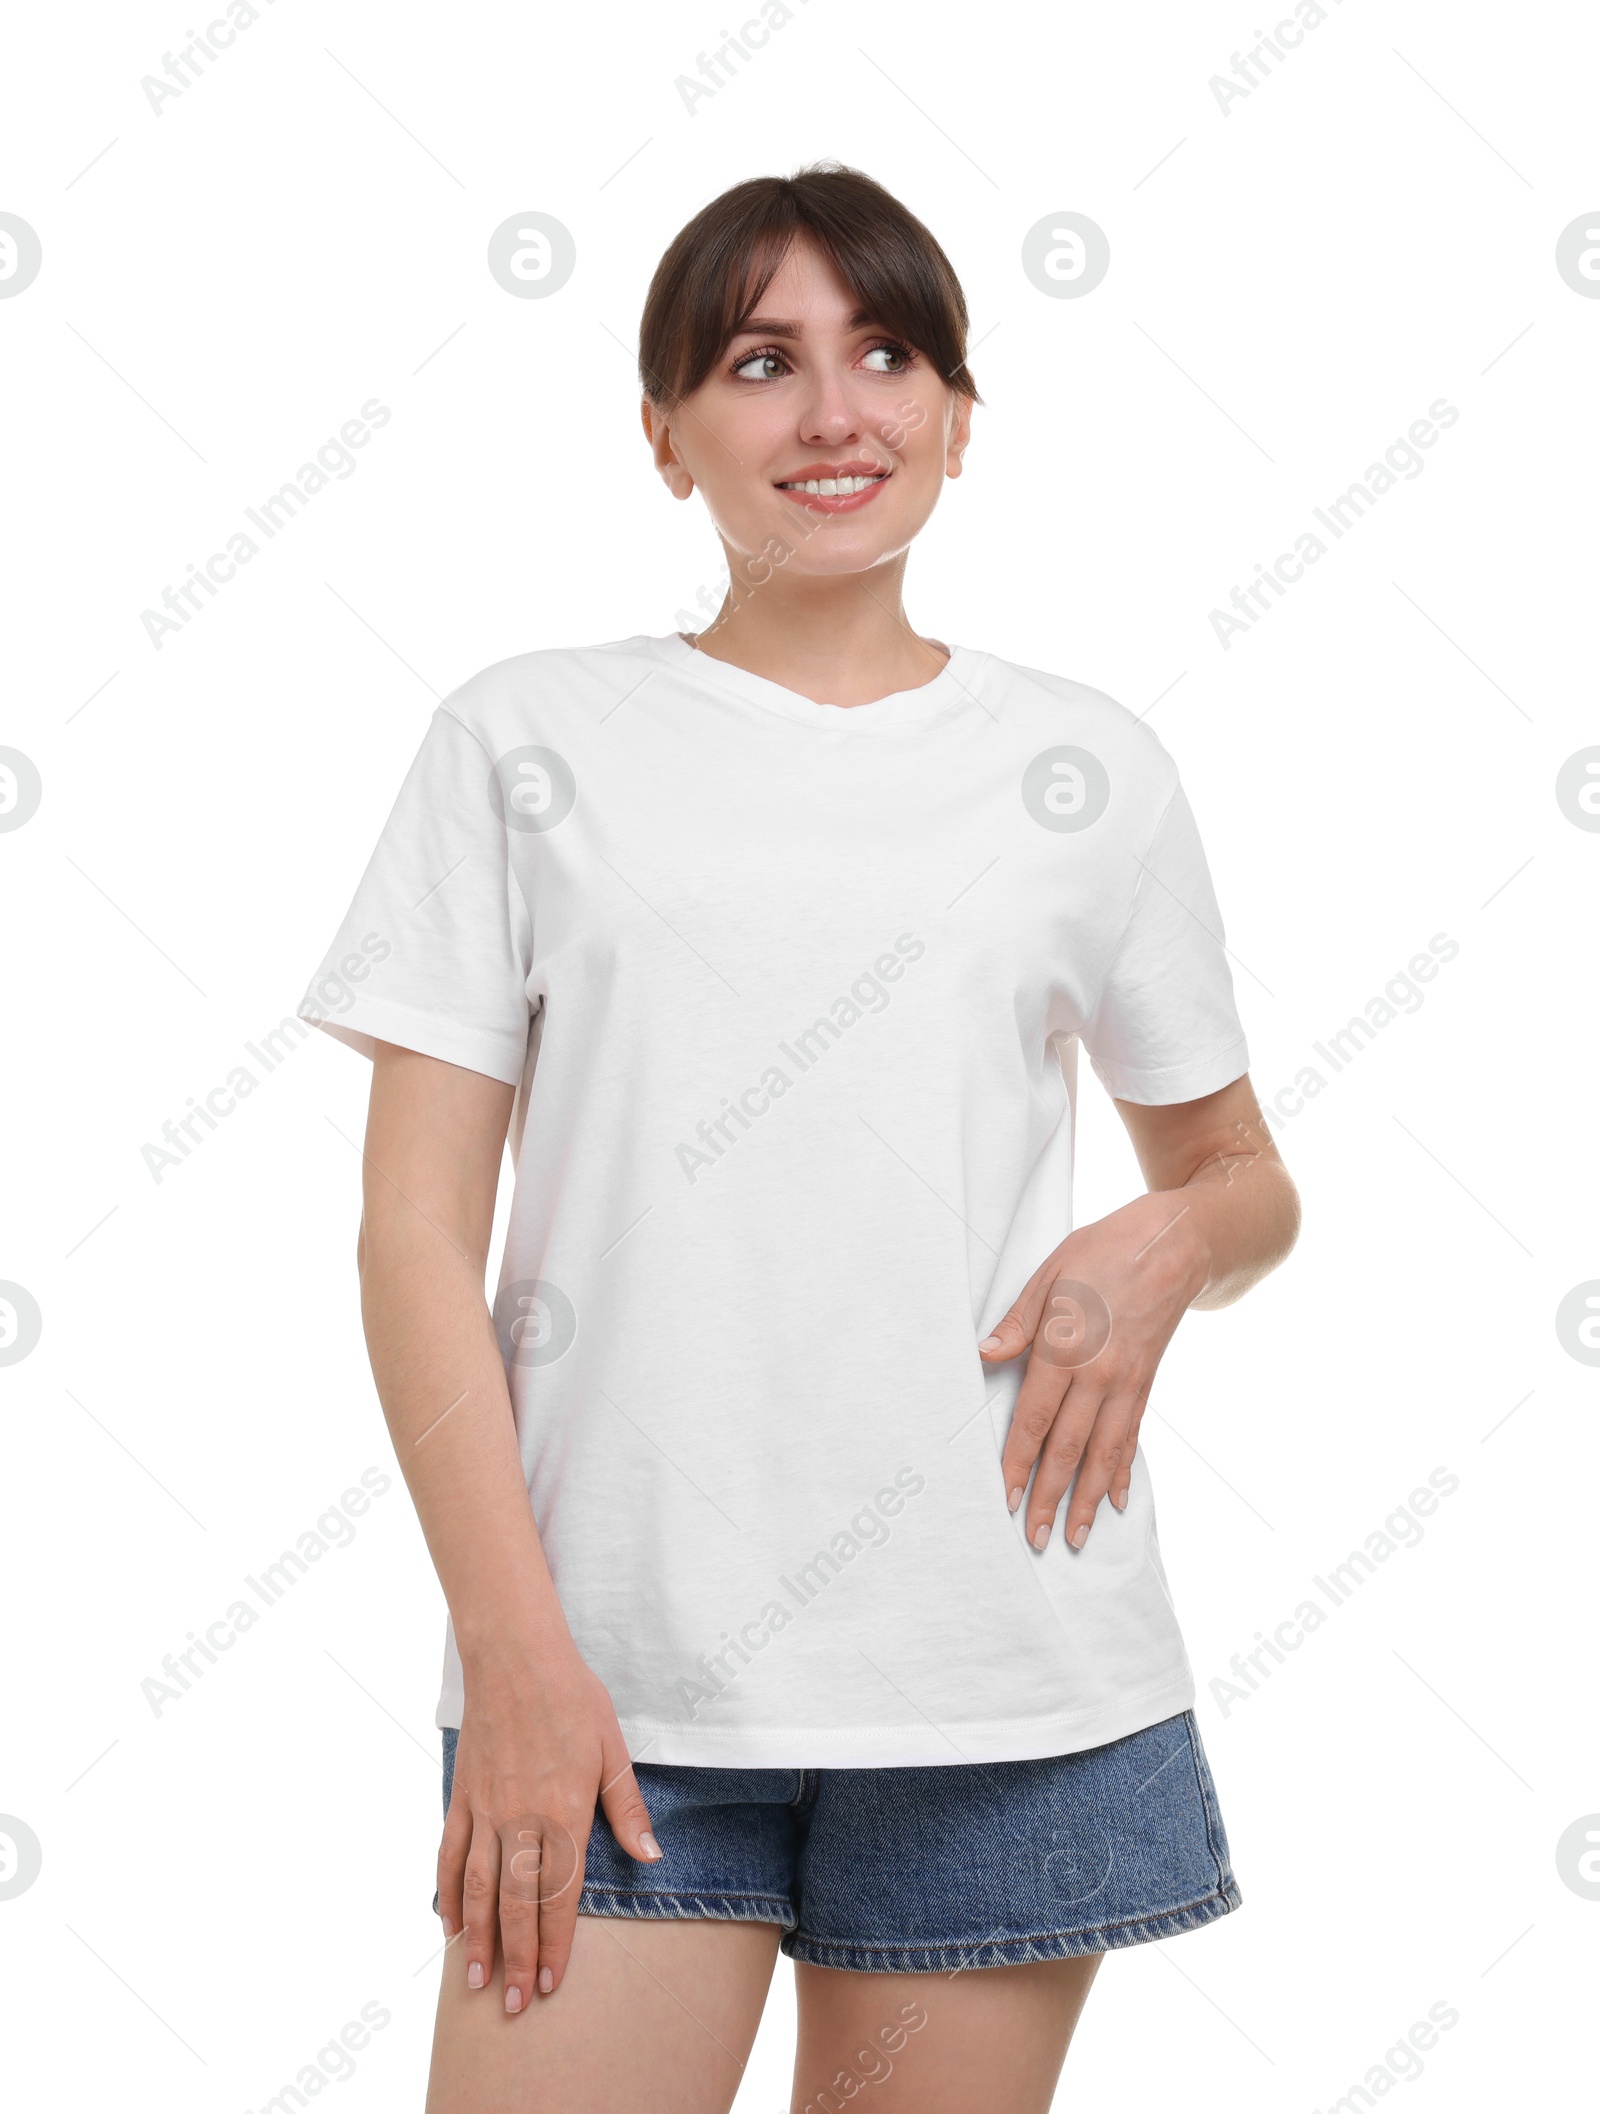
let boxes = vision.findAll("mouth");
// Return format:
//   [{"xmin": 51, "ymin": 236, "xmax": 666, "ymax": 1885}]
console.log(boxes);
[{"xmin": 774, "ymin": 466, "xmax": 892, "ymax": 514}]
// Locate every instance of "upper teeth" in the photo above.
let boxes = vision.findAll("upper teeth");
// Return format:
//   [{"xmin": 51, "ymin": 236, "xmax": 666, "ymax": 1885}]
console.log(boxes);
[{"xmin": 780, "ymin": 474, "xmax": 884, "ymax": 494}]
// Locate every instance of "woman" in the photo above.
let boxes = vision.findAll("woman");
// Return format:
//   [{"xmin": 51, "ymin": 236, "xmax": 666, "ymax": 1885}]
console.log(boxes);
[{"xmin": 300, "ymin": 162, "xmax": 1300, "ymax": 2114}]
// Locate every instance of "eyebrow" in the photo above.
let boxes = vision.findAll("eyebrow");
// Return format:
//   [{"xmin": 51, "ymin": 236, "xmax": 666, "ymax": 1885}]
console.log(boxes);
[{"xmin": 728, "ymin": 309, "xmax": 883, "ymax": 341}]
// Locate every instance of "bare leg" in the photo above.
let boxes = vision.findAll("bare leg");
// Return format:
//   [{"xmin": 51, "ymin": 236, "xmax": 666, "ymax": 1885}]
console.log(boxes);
[
  {"xmin": 426, "ymin": 1914, "xmax": 782, "ymax": 2114},
  {"xmin": 791, "ymin": 1954, "xmax": 1101, "ymax": 2114}
]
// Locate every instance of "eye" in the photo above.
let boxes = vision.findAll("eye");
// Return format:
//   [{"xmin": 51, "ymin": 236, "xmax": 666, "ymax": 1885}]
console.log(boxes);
[
  {"xmin": 861, "ymin": 339, "xmax": 917, "ymax": 374},
  {"xmin": 729, "ymin": 345, "xmax": 791, "ymax": 382}
]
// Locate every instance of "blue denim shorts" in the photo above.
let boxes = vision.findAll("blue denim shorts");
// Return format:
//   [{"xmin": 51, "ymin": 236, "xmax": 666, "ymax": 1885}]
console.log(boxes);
[{"xmin": 433, "ymin": 1709, "xmax": 1240, "ymax": 1973}]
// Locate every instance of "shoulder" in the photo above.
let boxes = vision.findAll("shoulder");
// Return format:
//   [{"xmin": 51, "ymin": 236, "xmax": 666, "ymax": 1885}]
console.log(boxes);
[
  {"xmin": 975, "ymin": 648, "xmax": 1180, "ymax": 800},
  {"xmin": 434, "ymin": 636, "xmax": 663, "ymax": 750}
]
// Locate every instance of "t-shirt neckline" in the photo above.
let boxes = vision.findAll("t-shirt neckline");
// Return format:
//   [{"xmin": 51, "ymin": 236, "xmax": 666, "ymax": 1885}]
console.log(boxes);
[{"xmin": 639, "ymin": 630, "xmax": 986, "ymax": 729}]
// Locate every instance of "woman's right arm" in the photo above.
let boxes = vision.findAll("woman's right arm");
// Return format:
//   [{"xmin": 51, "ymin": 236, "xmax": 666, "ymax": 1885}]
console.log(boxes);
[{"xmin": 357, "ymin": 1040, "xmax": 660, "ymax": 2013}]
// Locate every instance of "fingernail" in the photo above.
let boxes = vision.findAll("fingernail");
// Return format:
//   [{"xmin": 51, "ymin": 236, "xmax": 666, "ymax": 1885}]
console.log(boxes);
[
  {"xmin": 1007, "ymin": 1486, "xmax": 1023, "ymax": 1514},
  {"xmin": 1032, "ymin": 1523, "xmax": 1050, "ymax": 1550},
  {"xmin": 1113, "ymin": 1488, "xmax": 1128, "ymax": 1511},
  {"xmin": 978, "ymin": 1335, "xmax": 1001, "ymax": 1352},
  {"xmin": 467, "ymin": 1961, "xmax": 485, "ymax": 1989},
  {"xmin": 505, "ymin": 1985, "xmax": 523, "ymax": 2014},
  {"xmin": 441, "ymin": 1916, "xmax": 456, "ymax": 1938},
  {"xmin": 538, "ymin": 1967, "xmax": 554, "ymax": 1994},
  {"xmin": 640, "ymin": 1831, "xmax": 662, "ymax": 1860},
  {"xmin": 1071, "ymin": 1523, "xmax": 1089, "ymax": 1548}
]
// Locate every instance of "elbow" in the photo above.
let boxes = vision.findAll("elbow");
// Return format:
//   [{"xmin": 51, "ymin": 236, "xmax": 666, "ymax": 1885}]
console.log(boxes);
[{"xmin": 1276, "ymin": 1167, "xmax": 1304, "ymax": 1266}]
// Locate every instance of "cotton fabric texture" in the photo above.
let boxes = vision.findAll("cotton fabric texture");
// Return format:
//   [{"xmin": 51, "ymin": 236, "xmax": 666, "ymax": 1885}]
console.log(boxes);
[{"xmin": 300, "ymin": 633, "xmax": 1250, "ymax": 1768}]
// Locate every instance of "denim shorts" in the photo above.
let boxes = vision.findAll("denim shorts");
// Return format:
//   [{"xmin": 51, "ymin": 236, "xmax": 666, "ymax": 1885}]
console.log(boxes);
[{"xmin": 432, "ymin": 1709, "xmax": 1240, "ymax": 1973}]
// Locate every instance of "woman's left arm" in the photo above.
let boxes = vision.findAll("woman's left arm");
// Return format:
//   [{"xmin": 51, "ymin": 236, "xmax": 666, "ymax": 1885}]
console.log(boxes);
[{"xmin": 979, "ymin": 1073, "xmax": 1301, "ymax": 1552}]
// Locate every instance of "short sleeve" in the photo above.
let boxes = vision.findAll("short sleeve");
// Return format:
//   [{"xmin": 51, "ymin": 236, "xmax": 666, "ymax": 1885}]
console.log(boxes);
[
  {"xmin": 1079, "ymin": 780, "xmax": 1249, "ymax": 1105},
  {"xmin": 296, "ymin": 705, "xmax": 533, "ymax": 1085}
]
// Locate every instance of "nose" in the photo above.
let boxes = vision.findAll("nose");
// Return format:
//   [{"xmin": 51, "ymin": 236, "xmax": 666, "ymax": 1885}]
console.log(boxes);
[{"xmin": 798, "ymin": 360, "xmax": 864, "ymax": 447}]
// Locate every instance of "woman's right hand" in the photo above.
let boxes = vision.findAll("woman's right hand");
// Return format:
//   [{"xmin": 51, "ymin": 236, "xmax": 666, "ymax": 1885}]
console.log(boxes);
[{"xmin": 436, "ymin": 1646, "xmax": 661, "ymax": 2012}]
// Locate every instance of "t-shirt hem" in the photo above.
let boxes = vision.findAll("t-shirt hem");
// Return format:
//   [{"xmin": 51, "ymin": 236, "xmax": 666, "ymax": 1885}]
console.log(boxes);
[
  {"xmin": 434, "ymin": 1671, "xmax": 1197, "ymax": 1767},
  {"xmin": 298, "ymin": 994, "xmax": 527, "ymax": 1087},
  {"xmin": 1086, "ymin": 1035, "xmax": 1250, "ymax": 1107}
]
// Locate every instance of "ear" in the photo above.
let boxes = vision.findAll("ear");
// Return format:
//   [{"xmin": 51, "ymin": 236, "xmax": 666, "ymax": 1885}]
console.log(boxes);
[
  {"xmin": 945, "ymin": 390, "xmax": 974, "ymax": 480},
  {"xmin": 642, "ymin": 395, "xmax": 695, "ymax": 501}
]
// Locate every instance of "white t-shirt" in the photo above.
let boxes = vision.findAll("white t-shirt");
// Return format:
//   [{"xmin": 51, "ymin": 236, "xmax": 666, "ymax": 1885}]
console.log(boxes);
[{"xmin": 299, "ymin": 633, "xmax": 1250, "ymax": 1767}]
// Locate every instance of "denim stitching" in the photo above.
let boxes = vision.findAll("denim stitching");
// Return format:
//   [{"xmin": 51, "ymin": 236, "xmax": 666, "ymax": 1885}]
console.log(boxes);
[
  {"xmin": 579, "ymin": 1885, "xmax": 796, "ymax": 1931},
  {"xmin": 783, "ymin": 1882, "xmax": 1240, "ymax": 1971},
  {"xmin": 581, "ymin": 1884, "xmax": 789, "ymax": 1906},
  {"xmin": 790, "ymin": 1881, "xmax": 1233, "ymax": 1957},
  {"xmin": 1181, "ymin": 1710, "xmax": 1232, "ymax": 1898}
]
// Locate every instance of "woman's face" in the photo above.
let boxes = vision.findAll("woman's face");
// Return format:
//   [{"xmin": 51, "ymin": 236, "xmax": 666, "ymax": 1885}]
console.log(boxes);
[{"xmin": 645, "ymin": 235, "xmax": 971, "ymax": 588}]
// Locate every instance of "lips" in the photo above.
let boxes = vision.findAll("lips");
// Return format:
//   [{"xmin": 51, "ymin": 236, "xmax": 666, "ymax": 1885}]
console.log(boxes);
[
  {"xmin": 773, "ymin": 471, "xmax": 892, "ymax": 515},
  {"xmin": 774, "ymin": 460, "xmax": 890, "ymax": 485}
]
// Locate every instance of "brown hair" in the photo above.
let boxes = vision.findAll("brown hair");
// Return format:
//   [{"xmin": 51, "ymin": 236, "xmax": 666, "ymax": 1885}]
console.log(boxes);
[{"xmin": 638, "ymin": 161, "xmax": 981, "ymax": 414}]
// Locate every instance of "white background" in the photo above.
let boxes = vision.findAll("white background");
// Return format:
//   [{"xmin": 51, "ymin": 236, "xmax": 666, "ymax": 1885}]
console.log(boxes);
[{"xmin": 2, "ymin": 0, "xmax": 1595, "ymax": 2106}]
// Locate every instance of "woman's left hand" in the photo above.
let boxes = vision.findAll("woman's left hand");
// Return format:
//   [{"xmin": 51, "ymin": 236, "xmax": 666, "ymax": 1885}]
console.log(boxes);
[{"xmin": 978, "ymin": 1189, "xmax": 1211, "ymax": 1551}]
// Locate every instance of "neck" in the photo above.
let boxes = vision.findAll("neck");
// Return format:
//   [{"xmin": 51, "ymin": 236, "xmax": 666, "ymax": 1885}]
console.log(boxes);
[{"xmin": 683, "ymin": 562, "xmax": 949, "ymax": 708}]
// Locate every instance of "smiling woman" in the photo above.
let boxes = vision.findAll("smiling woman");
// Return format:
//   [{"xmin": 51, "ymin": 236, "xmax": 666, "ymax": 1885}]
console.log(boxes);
[
  {"xmin": 633, "ymin": 169, "xmax": 979, "ymax": 695},
  {"xmin": 297, "ymin": 159, "xmax": 1301, "ymax": 2114}
]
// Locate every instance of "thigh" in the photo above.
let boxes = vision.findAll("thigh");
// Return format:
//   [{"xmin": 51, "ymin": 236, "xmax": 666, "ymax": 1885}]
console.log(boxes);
[
  {"xmin": 791, "ymin": 1954, "xmax": 1100, "ymax": 2114},
  {"xmin": 426, "ymin": 1913, "xmax": 781, "ymax": 2114}
]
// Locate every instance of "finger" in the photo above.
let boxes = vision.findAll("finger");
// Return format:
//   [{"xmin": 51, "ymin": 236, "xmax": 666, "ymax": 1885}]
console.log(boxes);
[
  {"xmin": 984, "ymin": 1269, "xmax": 1115, "ymax": 1368},
  {"xmin": 524, "ymin": 1811, "xmax": 584, "ymax": 1998},
  {"xmin": 976, "ymin": 1259, "xmax": 1058, "ymax": 1364},
  {"xmin": 498, "ymin": 1813, "xmax": 563, "ymax": 2015},
  {"xmin": 1023, "ymin": 1388, "xmax": 1103, "ymax": 1548},
  {"xmin": 461, "ymin": 1818, "xmax": 502, "ymax": 1994},
  {"xmin": 997, "ymin": 1273, "xmax": 1117, "ymax": 1508},
  {"xmin": 1110, "ymin": 1443, "xmax": 1133, "ymax": 1511},
  {"xmin": 436, "ymin": 1777, "xmax": 473, "ymax": 1939},
  {"xmin": 597, "ymin": 1728, "xmax": 662, "ymax": 1868},
  {"xmin": 1000, "ymin": 1364, "xmax": 1075, "ymax": 1518},
  {"xmin": 1110, "ymin": 1393, "xmax": 1150, "ymax": 1511},
  {"xmin": 977, "ymin": 1309, "xmax": 1032, "ymax": 1362},
  {"xmin": 1062, "ymin": 1397, "xmax": 1139, "ymax": 1548}
]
